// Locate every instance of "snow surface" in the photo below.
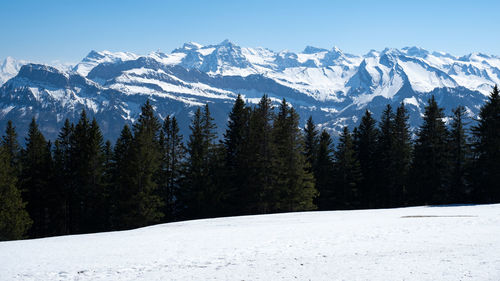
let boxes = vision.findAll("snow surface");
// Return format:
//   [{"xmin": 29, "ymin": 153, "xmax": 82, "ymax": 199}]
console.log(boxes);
[
  {"xmin": 1, "ymin": 204, "xmax": 499, "ymax": 281},
  {"xmin": 73, "ymin": 51, "xmax": 139, "ymax": 77},
  {"xmin": 398, "ymin": 60, "xmax": 456, "ymax": 93}
]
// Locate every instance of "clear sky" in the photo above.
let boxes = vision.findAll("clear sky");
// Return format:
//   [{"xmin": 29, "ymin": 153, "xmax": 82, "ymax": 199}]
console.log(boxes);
[{"xmin": 1, "ymin": 0, "xmax": 499, "ymax": 63}]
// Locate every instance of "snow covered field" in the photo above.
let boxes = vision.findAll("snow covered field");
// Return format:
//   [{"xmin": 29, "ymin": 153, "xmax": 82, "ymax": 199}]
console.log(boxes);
[{"xmin": 1, "ymin": 204, "xmax": 499, "ymax": 281}]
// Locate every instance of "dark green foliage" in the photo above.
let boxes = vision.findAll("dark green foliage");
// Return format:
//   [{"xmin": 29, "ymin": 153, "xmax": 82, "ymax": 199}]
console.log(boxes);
[
  {"xmin": 314, "ymin": 130, "xmax": 335, "ymax": 210},
  {"xmin": 51, "ymin": 119, "xmax": 74, "ymax": 235},
  {"xmin": 375, "ymin": 105, "xmax": 395, "ymax": 207},
  {"xmin": 119, "ymin": 100, "xmax": 164, "ymax": 228},
  {"xmin": 304, "ymin": 116, "xmax": 319, "ymax": 171},
  {"xmin": 204, "ymin": 143, "xmax": 227, "ymax": 216},
  {"xmin": 471, "ymin": 85, "xmax": 500, "ymax": 202},
  {"xmin": 68, "ymin": 112, "xmax": 108, "ymax": 233},
  {"xmin": 271, "ymin": 99, "xmax": 317, "ymax": 212},
  {"xmin": 391, "ymin": 103, "xmax": 412, "ymax": 206},
  {"xmin": 222, "ymin": 95, "xmax": 251, "ymax": 215},
  {"xmin": 182, "ymin": 107, "xmax": 206, "ymax": 218},
  {"xmin": 334, "ymin": 127, "xmax": 363, "ymax": 209},
  {"xmin": 182, "ymin": 105, "xmax": 221, "ymax": 219},
  {"xmin": 411, "ymin": 96, "xmax": 450, "ymax": 205},
  {"xmin": 67, "ymin": 115, "xmax": 102, "ymax": 231},
  {"xmin": 354, "ymin": 110, "xmax": 379, "ymax": 207},
  {"xmin": 2, "ymin": 120, "xmax": 21, "ymax": 170},
  {"xmin": 374, "ymin": 104, "xmax": 413, "ymax": 207},
  {"xmin": 104, "ymin": 141, "xmax": 113, "ymax": 166},
  {"xmin": 109, "ymin": 125, "xmax": 134, "ymax": 229},
  {"xmin": 20, "ymin": 118, "xmax": 53, "ymax": 237},
  {"xmin": 448, "ymin": 106, "xmax": 470, "ymax": 202},
  {"xmin": 0, "ymin": 144, "xmax": 32, "ymax": 241},
  {"xmin": 246, "ymin": 95, "xmax": 276, "ymax": 213},
  {"xmin": 158, "ymin": 116, "xmax": 186, "ymax": 221}
]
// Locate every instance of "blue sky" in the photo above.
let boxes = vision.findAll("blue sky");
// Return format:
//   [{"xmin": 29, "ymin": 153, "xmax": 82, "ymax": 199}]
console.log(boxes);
[{"xmin": 1, "ymin": 0, "xmax": 499, "ymax": 62}]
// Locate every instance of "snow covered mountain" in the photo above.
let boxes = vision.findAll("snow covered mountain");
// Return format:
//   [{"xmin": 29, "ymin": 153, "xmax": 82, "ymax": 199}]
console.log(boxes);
[
  {"xmin": 1, "ymin": 204, "xmax": 499, "ymax": 280},
  {"xmin": 0, "ymin": 57, "xmax": 28, "ymax": 85},
  {"xmin": 0, "ymin": 40, "xmax": 498, "ymax": 140},
  {"xmin": 0, "ymin": 57, "xmax": 74, "ymax": 85}
]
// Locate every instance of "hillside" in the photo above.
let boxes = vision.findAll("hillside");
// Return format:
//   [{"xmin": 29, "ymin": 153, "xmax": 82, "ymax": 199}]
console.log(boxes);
[{"xmin": 1, "ymin": 204, "xmax": 499, "ymax": 280}]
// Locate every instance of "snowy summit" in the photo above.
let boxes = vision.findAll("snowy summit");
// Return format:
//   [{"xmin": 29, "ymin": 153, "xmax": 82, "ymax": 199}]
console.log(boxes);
[{"xmin": 0, "ymin": 41, "xmax": 498, "ymax": 139}]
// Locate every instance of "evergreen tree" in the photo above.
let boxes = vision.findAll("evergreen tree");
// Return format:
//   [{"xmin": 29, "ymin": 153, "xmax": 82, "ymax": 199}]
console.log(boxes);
[
  {"xmin": 68, "ymin": 111, "xmax": 89, "ymax": 233},
  {"xmin": 86, "ymin": 118, "xmax": 108, "ymax": 230},
  {"xmin": 52, "ymin": 140, "xmax": 67, "ymax": 235},
  {"xmin": 201, "ymin": 104, "xmax": 225, "ymax": 217},
  {"xmin": 354, "ymin": 110, "xmax": 379, "ymax": 207},
  {"xmin": 411, "ymin": 96, "xmax": 450, "ymax": 205},
  {"xmin": 169, "ymin": 117, "xmax": 186, "ymax": 219},
  {"xmin": 314, "ymin": 130, "xmax": 335, "ymax": 210},
  {"xmin": 103, "ymin": 140, "xmax": 113, "ymax": 190},
  {"xmin": 246, "ymin": 95, "xmax": 276, "ymax": 214},
  {"xmin": 0, "ymin": 146, "xmax": 32, "ymax": 241},
  {"xmin": 52, "ymin": 119, "xmax": 73, "ymax": 234},
  {"xmin": 375, "ymin": 105, "xmax": 395, "ymax": 207},
  {"xmin": 182, "ymin": 105, "xmax": 221, "ymax": 218},
  {"xmin": 304, "ymin": 116, "xmax": 319, "ymax": 171},
  {"xmin": 447, "ymin": 106, "xmax": 470, "ymax": 202},
  {"xmin": 222, "ymin": 95, "xmax": 250, "ymax": 215},
  {"xmin": 391, "ymin": 103, "xmax": 412, "ymax": 206},
  {"xmin": 120, "ymin": 100, "xmax": 164, "ymax": 228},
  {"xmin": 20, "ymin": 118, "xmax": 52, "ymax": 237},
  {"xmin": 101, "ymin": 140, "xmax": 113, "ymax": 229},
  {"xmin": 69, "ymin": 112, "xmax": 107, "ymax": 233},
  {"xmin": 206, "ymin": 142, "xmax": 227, "ymax": 216},
  {"xmin": 272, "ymin": 99, "xmax": 317, "ymax": 212},
  {"xmin": 158, "ymin": 116, "xmax": 186, "ymax": 221},
  {"xmin": 109, "ymin": 125, "xmax": 134, "ymax": 229},
  {"xmin": 202, "ymin": 104, "xmax": 218, "ymax": 154},
  {"xmin": 333, "ymin": 127, "xmax": 363, "ymax": 209},
  {"xmin": 104, "ymin": 140, "xmax": 113, "ymax": 167},
  {"xmin": 182, "ymin": 108, "xmax": 204, "ymax": 218},
  {"xmin": 471, "ymin": 85, "xmax": 500, "ymax": 202},
  {"xmin": 2, "ymin": 120, "xmax": 21, "ymax": 170}
]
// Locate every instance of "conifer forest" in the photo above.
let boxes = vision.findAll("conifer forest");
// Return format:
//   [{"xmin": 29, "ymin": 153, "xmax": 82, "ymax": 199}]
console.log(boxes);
[{"xmin": 0, "ymin": 86, "xmax": 499, "ymax": 241}]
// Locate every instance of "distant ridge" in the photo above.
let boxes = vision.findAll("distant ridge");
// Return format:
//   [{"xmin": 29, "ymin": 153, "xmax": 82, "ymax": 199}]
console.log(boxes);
[{"xmin": 0, "ymin": 40, "xmax": 497, "ymax": 139}]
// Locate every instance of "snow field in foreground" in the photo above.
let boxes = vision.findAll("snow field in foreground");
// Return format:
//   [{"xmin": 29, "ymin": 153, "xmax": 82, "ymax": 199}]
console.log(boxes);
[{"xmin": 1, "ymin": 204, "xmax": 499, "ymax": 280}]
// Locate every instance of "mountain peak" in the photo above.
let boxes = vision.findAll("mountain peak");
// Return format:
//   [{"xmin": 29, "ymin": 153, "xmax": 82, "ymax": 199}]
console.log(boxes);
[
  {"xmin": 219, "ymin": 39, "xmax": 236, "ymax": 47},
  {"xmin": 381, "ymin": 48, "xmax": 403, "ymax": 56},
  {"xmin": 20, "ymin": 63, "xmax": 64, "ymax": 74},
  {"xmin": 3, "ymin": 56, "xmax": 17, "ymax": 64},
  {"xmin": 431, "ymin": 51, "xmax": 456, "ymax": 59},
  {"xmin": 459, "ymin": 52, "xmax": 493, "ymax": 62},
  {"xmin": 184, "ymin": 42, "xmax": 203, "ymax": 50},
  {"xmin": 332, "ymin": 46, "xmax": 343, "ymax": 53},
  {"xmin": 1, "ymin": 57, "xmax": 18, "ymax": 70},
  {"xmin": 365, "ymin": 49, "xmax": 380, "ymax": 58},
  {"xmin": 75, "ymin": 50, "xmax": 139, "ymax": 77},
  {"xmin": 84, "ymin": 50, "xmax": 104, "ymax": 60},
  {"xmin": 15, "ymin": 63, "xmax": 70, "ymax": 88},
  {"xmin": 401, "ymin": 46, "xmax": 429, "ymax": 57},
  {"xmin": 172, "ymin": 42, "xmax": 204, "ymax": 54},
  {"xmin": 303, "ymin": 46, "xmax": 328, "ymax": 54}
]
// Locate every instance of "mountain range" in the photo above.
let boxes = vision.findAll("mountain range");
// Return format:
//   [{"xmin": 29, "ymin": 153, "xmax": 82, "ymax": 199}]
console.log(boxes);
[{"xmin": 1, "ymin": 40, "xmax": 498, "ymax": 140}]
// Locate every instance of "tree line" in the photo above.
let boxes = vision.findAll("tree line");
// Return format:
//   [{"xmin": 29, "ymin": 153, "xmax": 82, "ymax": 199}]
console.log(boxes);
[{"xmin": 0, "ymin": 86, "xmax": 499, "ymax": 241}]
